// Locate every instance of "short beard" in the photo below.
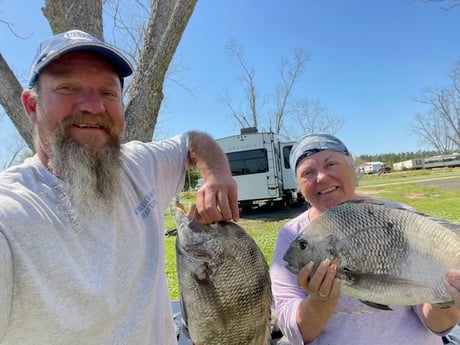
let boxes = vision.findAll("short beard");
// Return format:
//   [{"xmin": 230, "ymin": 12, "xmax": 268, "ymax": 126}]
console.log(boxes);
[{"xmin": 47, "ymin": 118, "xmax": 123, "ymax": 216}]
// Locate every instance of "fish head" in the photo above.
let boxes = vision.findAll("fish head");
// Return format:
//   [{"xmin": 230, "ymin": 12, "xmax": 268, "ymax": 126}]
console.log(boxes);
[
  {"xmin": 175, "ymin": 205, "xmax": 224, "ymax": 262},
  {"xmin": 283, "ymin": 232, "xmax": 339, "ymax": 275}
]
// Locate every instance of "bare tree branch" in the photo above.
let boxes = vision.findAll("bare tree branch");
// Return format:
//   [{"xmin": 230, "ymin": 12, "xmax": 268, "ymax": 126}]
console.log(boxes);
[
  {"xmin": 410, "ymin": 0, "xmax": 460, "ymax": 10},
  {"xmin": 226, "ymin": 39, "xmax": 260, "ymax": 129},
  {"xmin": 124, "ymin": 0, "xmax": 198, "ymax": 142},
  {"xmin": 412, "ymin": 60, "xmax": 460, "ymax": 151},
  {"xmin": 273, "ymin": 48, "xmax": 310, "ymax": 133},
  {"xmin": 288, "ymin": 99, "xmax": 345, "ymax": 139},
  {"xmin": 412, "ymin": 110, "xmax": 455, "ymax": 152},
  {"xmin": 0, "ymin": 132, "xmax": 29, "ymax": 170},
  {"xmin": 0, "ymin": 19, "xmax": 30, "ymax": 39},
  {"xmin": 224, "ymin": 40, "xmax": 316, "ymax": 134}
]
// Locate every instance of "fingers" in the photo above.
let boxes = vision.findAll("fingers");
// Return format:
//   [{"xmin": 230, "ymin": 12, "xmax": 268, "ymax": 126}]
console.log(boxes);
[
  {"xmin": 195, "ymin": 177, "xmax": 239, "ymax": 224},
  {"xmin": 297, "ymin": 261, "xmax": 314, "ymax": 287},
  {"xmin": 298, "ymin": 259, "xmax": 340, "ymax": 301},
  {"xmin": 445, "ymin": 270, "xmax": 460, "ymax": 308}
]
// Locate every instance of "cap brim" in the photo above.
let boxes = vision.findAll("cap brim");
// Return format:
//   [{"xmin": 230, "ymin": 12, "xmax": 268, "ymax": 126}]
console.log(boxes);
[{"xmin": 29, "ymin": 43, "xmax": 133, "ymax": 88}]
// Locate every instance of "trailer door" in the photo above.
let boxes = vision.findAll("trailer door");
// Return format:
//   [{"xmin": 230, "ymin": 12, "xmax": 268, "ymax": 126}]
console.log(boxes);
[{"xmin": 279, "ymin": 142, "xmax": 297, "ymax": 190}]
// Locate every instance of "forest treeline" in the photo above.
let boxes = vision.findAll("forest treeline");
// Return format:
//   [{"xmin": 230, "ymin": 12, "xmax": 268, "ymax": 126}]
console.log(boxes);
[{"xmin": 357, "ymin": 150, "xmax": 440, "ymax": 167}]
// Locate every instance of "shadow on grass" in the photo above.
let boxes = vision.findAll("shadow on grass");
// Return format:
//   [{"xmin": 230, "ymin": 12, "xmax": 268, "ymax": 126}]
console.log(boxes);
[{"xmin": 239, "ymin": 201, "xmax": 309, "ymax": 221}]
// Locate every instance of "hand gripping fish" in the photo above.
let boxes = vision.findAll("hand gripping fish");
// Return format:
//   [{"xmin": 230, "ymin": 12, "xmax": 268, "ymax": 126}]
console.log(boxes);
[
  {"xmin": 284, "ymin": 199, "xmax": 460, "ymax": 310},
  {"xmin": 175, "ymin": 205, "xmax": 272, "ymax": 345}
]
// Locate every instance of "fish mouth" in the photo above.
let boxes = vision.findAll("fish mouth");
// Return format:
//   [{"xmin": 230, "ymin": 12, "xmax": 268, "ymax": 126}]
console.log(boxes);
[{"xmin": 285, "ymin": 263, "xmax": 300, "ymax": 275}]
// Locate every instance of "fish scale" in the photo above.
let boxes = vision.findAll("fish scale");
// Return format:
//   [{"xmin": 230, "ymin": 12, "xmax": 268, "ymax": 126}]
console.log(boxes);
[
  {"xmin": 175, "ymin": 207, "xmax": 272, "ymax": 345},
  {"xmin": 284, "ymin": 199, "xmax": 460, "ymax": 309}
]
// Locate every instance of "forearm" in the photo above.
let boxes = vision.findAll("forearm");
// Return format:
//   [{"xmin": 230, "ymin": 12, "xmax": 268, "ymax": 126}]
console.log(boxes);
[
  {"xmin": 187, "ymin": 131, "xmax": 238, "ymax": 222},
  {"xmin": 0, "ymin": 232, "xmax": 13, "ymax": 339},
  {"xmin": 187, "ymin": 131, "xmax": 231, "ymax": 178}
]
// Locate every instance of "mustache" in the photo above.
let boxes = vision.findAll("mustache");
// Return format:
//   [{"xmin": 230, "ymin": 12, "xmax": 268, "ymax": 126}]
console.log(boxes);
[{"xmin": 60, "ymin": 114, "xmax": 117, "ymax": 134}]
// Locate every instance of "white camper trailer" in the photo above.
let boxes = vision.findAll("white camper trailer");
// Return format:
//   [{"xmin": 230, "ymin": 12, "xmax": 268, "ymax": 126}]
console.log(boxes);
[{"xmin": 216, "ymin": 128, "xmax": 301, "ymax": 209}]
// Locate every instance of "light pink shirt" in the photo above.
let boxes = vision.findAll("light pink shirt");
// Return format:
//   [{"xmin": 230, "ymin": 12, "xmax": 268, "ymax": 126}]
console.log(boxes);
[{"xmin": 270, "ymin": 206, "xmax": 448, "ymax": 345}]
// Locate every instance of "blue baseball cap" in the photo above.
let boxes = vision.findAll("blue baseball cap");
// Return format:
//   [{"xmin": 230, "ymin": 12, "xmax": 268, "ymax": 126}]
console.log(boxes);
[
  {"xmin": 289, "ymin": 133, "xmax": 350, "ymax": 173},
  {"xmin": 28, "ymin": 30, "xmax": 133, "ymax": 88}
]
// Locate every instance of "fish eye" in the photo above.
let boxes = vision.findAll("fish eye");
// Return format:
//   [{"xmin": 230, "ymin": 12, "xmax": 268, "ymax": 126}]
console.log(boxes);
[{"xmin": 299, "ymin": 239, "xmax": 308, "ymax": 250}]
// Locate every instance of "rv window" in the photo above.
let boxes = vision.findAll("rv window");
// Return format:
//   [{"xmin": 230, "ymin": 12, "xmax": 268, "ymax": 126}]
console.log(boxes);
[
  {"xmin": 283, "ymin": 145, "xmax": 293, "ymax": 169},
  {"xmin": 226, "ymin": 149, "xmax": 268, "ymax": 176}
]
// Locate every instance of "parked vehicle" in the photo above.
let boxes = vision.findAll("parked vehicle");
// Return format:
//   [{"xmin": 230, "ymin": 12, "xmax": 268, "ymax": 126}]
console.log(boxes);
[
  {"xmin": 216, "ymin": 128, "xmax": 302, "ymax": 209},
  {"xmin": 360, "ymin": 162, "xmax": 385, "ymax": 174},
  {"xmin": 378, "ymin": 167, "xmax": 391, "ymax": 174}
]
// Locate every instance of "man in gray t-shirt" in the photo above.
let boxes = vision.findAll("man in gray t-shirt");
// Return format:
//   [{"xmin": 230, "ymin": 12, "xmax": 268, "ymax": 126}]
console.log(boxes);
[{"xmin": 0, "ymin": 29, "xmax": 238, "ymax": 345}]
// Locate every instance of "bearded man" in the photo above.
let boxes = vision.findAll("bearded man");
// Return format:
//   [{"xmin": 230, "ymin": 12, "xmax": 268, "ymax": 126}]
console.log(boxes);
[{"xmin": 0, "ymin": 30, "xmax": 238, "ymax": 345}]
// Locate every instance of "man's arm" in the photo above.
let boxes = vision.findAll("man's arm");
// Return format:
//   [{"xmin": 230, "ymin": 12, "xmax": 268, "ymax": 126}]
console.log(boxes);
[
  {"xmin": 0, "ymin": 231, "xmax": 13, "ymax": 340},
  {"xmin": 188, "ymin": 131, "xmax": 239, "ymax": 223}
]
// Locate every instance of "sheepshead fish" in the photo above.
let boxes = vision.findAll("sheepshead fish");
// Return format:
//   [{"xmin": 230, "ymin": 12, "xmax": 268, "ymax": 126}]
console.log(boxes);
[
  {"xmin": 284, "ymin": 199, "xmax": 460, "ymax": 309},
  {"xmin": 175, "ymin": 206, "xmax": 272, "ymax": 345}
]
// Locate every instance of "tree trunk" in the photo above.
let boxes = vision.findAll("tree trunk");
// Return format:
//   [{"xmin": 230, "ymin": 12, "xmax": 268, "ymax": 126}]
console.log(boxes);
[
  {"xmin": 124, "ymin": 0, "xmax": 197, "ymax": 142},
  {"xmin": 0, "ymin": 54, "xmax": 34, "ymax": 148},
  {"xmin": 0, "ymin": 0, "xmax": 197, "ymax": 152},
  {"xmin": 42, "ymin": 0, "xmax": 103, "ymax": 38}
]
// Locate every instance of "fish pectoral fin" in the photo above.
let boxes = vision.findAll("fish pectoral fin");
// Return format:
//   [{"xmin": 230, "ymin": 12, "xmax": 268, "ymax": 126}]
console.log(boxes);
[
  {"xmin": 359, "ymin": 300, "xmax": 392, "ymax": 311},
  {"xmin": 339, "ymin": 268, "xmax": 425, "ymax": 288},
  {"xmin": 432, "ymin": 301, "xmax": 454, "ymax": 309}
]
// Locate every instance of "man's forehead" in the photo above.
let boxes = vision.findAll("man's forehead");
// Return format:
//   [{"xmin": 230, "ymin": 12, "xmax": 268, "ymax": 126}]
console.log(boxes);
[
  {"xmin": 38, "ymin": 51, "xmax": 122, "ymax": 88},
  {"xmin": 45, "ymin": 51, "xmax": 119, "ymax": 72}
]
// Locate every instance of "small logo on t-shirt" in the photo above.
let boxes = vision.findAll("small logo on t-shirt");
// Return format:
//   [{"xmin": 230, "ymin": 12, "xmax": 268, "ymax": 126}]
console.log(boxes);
[{"xmin": 135, "ymin": 189, "xmax": 156, "ymax": 219}]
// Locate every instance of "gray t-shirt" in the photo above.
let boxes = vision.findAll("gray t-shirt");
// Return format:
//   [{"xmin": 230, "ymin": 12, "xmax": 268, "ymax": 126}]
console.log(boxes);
[{"xmin": 0, "ymin": 135, "xmax": 188, "ymax": 345}]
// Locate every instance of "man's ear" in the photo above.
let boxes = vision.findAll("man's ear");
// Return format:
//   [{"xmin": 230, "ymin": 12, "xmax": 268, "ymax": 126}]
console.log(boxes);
[{"xmin": 21, "ymin": 90, "xmax": 38, "ymax": 124}]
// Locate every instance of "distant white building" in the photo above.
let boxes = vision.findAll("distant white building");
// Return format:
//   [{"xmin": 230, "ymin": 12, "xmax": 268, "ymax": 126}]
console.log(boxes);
[
  {"xmin": 393, "ymin": 159, "xmax": 424, "ymax": 171},
  {"xmin": 423, "ymin": 153, "xmax": 460, "ymax": 169}
]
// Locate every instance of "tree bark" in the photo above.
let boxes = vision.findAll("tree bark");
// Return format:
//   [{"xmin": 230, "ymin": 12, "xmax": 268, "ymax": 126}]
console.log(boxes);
[
  {"xmin": 124, "ymin": 0, "xmax": 197, "ymax": 142},
  {"xmin": 0, "ymin": 0, "xmax": 197, "ymax": 152},
  {"xmin": 42, "ymin": 0, "xmax": 103, "ymax": 38},
  {"xmin": 0, "ymin": 54, "xmax": 34, "ymax": 148}
]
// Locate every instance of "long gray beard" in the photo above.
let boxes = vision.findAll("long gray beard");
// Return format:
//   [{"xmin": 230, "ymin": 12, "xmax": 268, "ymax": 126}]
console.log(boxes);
[{"xmin": 48, "ymin": 134, "xmax": 123, "ymax": 217}]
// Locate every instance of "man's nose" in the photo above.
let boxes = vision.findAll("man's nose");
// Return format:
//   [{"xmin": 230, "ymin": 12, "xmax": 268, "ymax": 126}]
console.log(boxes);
[{"xmin": 77, "ymin": 89, "xmax": 106, "ymax": 114}]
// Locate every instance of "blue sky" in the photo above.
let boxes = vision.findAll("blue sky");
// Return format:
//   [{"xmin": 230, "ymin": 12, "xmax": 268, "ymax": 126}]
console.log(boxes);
[{"xmin": 1, "ymin": 0, "xmax": 460, "ymax": 163}]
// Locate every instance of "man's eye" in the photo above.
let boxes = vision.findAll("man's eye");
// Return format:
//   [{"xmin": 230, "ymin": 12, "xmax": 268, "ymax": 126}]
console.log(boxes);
[
  {"xmin": 102, "ymin": 90, "xmax": 121, "ymax": 101},
  {"xmin": 54, "ymin": 85, "xmax": 75, "ymax": 93},
  {"xmin": 103, "ymin": 90, "xmax": 118, "ymax": 97}
]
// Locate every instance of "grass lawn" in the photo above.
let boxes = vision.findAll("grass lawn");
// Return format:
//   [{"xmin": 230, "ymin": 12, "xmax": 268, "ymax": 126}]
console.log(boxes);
[{"xmin": 164, "ymin": 167, "xmax": 460, "ymax": 300}]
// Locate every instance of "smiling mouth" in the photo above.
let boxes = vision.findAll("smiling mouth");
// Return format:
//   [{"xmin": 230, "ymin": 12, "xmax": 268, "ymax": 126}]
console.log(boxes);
[
  {"xmin": 319, "ymin": 186, "xmax": 338, "ymax": 194},
  {"xmin": 74, "ymin": 123, "xmax": 105, "ymax": 130}
]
